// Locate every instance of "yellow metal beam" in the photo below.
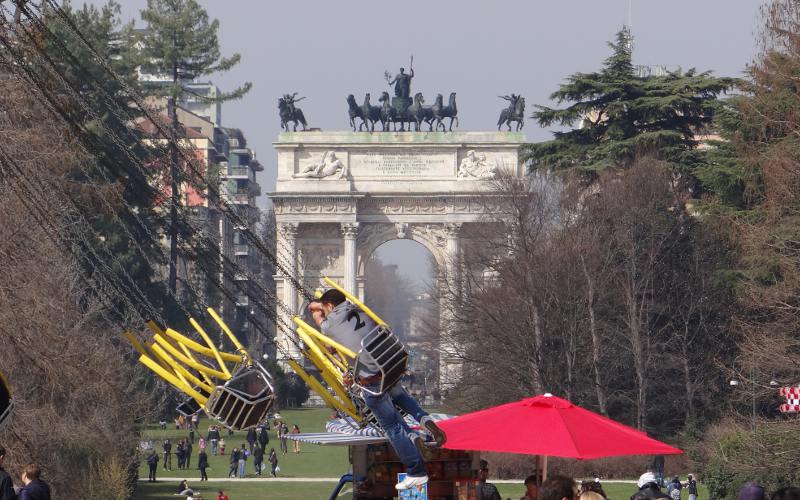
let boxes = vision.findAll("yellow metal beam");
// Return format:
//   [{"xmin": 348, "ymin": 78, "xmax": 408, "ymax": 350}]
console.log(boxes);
[
  {"xmin": 153, "ymin": 335, "xmax": 229, "ymax": 380},
  {"xmin": 206, "ymin": 308, "xmax": 248, "ymax": 361},
  {"xmin": 295, "ymin": 326, "xmax": 341, "ymax": 383},
  {"xmin": 161, "ymin": 328, "xmax": 241, "ymax": 363},
  {"xmin": 139, "ymin": 353, "xmax": 207, "ymax": 405},
  {"xmin": 293, "ymin": 317, "xmax": 356, "ymax": 359},
  {"xmin": 187, "ymin": 319, "xmax": 232, "ymax": 377},
  {"xmin": 323, "ymin": 277, "xmax": 386, "ymax": 326},
  {"xmin": 287, "ymin": 360, "xmax": 360, "ymax": 422}
]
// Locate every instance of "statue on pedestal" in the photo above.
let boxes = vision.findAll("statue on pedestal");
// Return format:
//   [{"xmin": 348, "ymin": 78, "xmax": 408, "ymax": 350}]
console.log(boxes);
[
  {"xmin": 279, "ymin": 92, "xmax": 308, "ymax": 131},
  {"xmin": 497, "ymin": 93, "xmax": 525, "ymax": 131}
]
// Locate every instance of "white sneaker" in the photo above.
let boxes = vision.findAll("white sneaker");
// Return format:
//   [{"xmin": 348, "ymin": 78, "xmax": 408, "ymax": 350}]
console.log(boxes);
[{"xmin": 395, "ymin": 474, "xmax": 429, "ymax": 490}]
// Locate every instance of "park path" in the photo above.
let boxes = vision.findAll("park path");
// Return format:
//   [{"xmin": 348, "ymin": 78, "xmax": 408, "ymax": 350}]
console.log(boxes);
[{"xmin": 145, "ymin": 477, "xmax": 638, "ymax": 484}]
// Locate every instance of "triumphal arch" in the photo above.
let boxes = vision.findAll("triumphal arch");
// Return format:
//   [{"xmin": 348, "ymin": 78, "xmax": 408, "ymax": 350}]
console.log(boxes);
[{"xmin": 272, "ymin": 130, "xmax": 526, "ymax": 388}]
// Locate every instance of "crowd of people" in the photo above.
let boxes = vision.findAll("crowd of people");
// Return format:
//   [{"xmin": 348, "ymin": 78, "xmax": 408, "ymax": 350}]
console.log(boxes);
[
  {"xmin": 143, "ymin": 412, "xmax": 304, "ymax": 486},
  {"xmin": 0, "ymin": 447, "xmax": 51, "ymax": 500},
  {"xmin": 472, "ymin": 459, "xmax": 800, "ymax": 500}
]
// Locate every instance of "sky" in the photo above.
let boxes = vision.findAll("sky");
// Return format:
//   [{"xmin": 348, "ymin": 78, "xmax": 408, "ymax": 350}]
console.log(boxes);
[{"xmin": 90, "ymin": 0, "xmax": 764, "ymax": 286}]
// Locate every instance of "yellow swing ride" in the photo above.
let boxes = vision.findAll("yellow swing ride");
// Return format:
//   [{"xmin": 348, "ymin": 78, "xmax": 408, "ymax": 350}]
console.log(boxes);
[{"xmin": 124, "ymin": 277, "xmax": 408, "ymax": 431}]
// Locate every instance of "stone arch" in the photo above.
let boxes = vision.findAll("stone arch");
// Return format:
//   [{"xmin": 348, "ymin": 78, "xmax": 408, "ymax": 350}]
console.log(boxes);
[
  {"xmin": 356, "ymin": 223, "xmax": 447, "ymax": 280},
  {"xmin": 271, "ymin": 131, "xmax": 527, "ymax": 391}
]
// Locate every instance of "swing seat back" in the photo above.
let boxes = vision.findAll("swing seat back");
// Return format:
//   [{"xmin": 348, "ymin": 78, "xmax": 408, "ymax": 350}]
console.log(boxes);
[
  {"xmin": 206, "ymin": 366, "xmax": 274, "ymax": 430},
  {"xmin": 354, "ymin": 325, "xmax": 408, "ymax": 396}
]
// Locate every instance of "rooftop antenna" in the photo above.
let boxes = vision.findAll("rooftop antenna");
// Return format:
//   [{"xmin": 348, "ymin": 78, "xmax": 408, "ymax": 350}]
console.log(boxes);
[
  {"xmin": 628, "ymin": 0, "xmax": 632, "ymax": 30},
  {"xmin": 627, "ymin": 0, "xmax": 634, "ymax": 52}
]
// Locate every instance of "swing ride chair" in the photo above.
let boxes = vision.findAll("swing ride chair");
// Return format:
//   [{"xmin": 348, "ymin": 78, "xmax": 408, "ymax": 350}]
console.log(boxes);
[
  {"xmin": 124, "ymin": 307, "xmax": 275, "ymax": 431},
  {"xmin": 288, "ymin": 277, "xmax": 410, "ymax": 430},
  {"xmin": 353, "ymin": 324, "xmax": 409, "ymax": 396},
  {"xmin": 0, "ymin": 370, "xmax": 12, "ymax": 430}
]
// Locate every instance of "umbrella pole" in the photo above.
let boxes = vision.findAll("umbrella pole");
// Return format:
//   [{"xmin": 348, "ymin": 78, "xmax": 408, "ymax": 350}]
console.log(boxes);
[
  {"xmin": 542, "ymin": 455, "xmax": 548, "ymax": 483},
  {"xmin": 534, "ymin": 455, "xmax": 548, "ymax": 486}
]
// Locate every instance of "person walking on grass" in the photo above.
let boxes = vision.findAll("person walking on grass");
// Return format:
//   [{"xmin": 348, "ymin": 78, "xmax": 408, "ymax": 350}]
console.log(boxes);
[
  {"xmin": 247, "ymin": 427, "xmax": 257, "ymax": 453},
  {"xmin": 253, "ymin": 444, "xmax": 264, "ymax": 475},
  {"xmin": 162, "ymin": 438, "xmax": 172, "ymax": 471},
  {"xmin": 268, "ymin": 448, "xmax": 279, "ymax": 477},
  {"xmin": 185, "ymin": 440, "xmax": 193, "ymax": 469},
  {"xmin": 686, "ymin": 475, "xmax": 698, "ymax": 500},
  {"xmin": 198, "ymin": 449, "xmax": 208, "ymax": 482},
  {"xmin": 291, "ymin": 424, "xmax": 301, "ymax": 453},
  {"xmin": 227, "ymin": 447, "xmax": 239, "ymax": 478},
  {"xmin": 258, "ymin": 422, "xmax": 269, "ymax": 450},
  {"xmin": 207, "ymin": 425, "xmax": 220, "ymax": 456},
  {"xmin": 146, "ymin": 449, "xmax": 159, "ymax": 482},
  {"xmin": 237, "ymin": 443, "xmax": 247, "ymax": 478},
  {"xmin": 279, "ymin": 422, "xmax": 289, "ymax": 454},
  {"xmin": 176, "ymin": 440, "xmax": 185, "ymax": 470}
]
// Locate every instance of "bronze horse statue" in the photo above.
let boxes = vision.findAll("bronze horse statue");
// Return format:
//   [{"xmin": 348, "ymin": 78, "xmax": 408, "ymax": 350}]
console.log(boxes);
[
  {"xmin": 279, "ymin": 94, "xmax": 307, "ymax": 131},
  {"xmin": 407, "ymin": 92, "xmax": 435, "ymax": 131},
  {"xmin": 435, "ymin": 92, "xmax": 458, "ymax": 131},
  {"xmin": 361, "ymin": 93, "xmax": 383, "ymax": 132},
  {"xmin": 347, "ymin": 94, "xmax": 366, "ymax": 131},
  {"xmin": 378, "ymin": 92, "xmax": 397, "ymax": 131},
  {"xmin": 497, "ymin": 94, "xmax": 525, "ymax": 131}
]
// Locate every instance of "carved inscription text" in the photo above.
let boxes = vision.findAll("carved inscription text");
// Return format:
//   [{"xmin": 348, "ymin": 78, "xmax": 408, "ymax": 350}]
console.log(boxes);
[{"xmin": 351, "ymin": 151, "xmax": 451, "ymax": 177}]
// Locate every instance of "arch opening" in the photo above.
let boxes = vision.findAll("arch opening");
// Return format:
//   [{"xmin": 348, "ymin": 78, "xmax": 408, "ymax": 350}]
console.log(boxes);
[{"xmin": 364, "ymin": 239, "xmax": 439, "ymax": 401}]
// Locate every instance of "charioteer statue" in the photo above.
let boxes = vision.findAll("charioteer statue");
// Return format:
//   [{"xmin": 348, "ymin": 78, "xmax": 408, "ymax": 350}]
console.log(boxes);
[{"xmin": 384, "ymin": 57, "xmax": 415, "ymax": 130}]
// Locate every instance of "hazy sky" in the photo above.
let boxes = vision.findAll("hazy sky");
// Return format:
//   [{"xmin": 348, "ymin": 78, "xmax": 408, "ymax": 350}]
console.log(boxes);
[{"xmin": 91, "ymin": 0, "xmax": 764, "ymax": 285}]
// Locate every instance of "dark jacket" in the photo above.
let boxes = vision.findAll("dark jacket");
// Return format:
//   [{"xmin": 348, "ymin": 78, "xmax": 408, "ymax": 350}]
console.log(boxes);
[
  {"xmin": 146, "ymin": 453, "xmax": 159, "ymax": 467},
  {"xmin": 477, "ymin": 481, "xmax": 501, "ymax": 500},
  {"xmin": 253, "ymin": 446, "xmax": 264, "ymax": 461},
  {"xmin": 247, "ymin": 429, "xmax": 257, "ymax": 443},
  {"xmin": 632, "ymin": 482, "xmax": 670, "ymax": 500},
  {"xmin": 19, "ymin": 479, "xmax": 50, "ymax": 500},
  {"xmin": 229, "ymin": 450, "xmax": 240, "ymax": 463},
  {"xmin": 0, "ymin": 467, "xmax": 15, "ymax": 500},
  {"xmin": 258, "ymin": 427, "xmax": 269, "ymax": 446},
  {"xmin": 198, "ymin": 451, "xmax": 209, "ymax": 469}
]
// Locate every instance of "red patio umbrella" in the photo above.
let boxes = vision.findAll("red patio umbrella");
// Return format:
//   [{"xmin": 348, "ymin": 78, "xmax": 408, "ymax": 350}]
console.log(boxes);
[{"xmin": 438, "ymin": 394, "xmax": 682, "ymax": 459}]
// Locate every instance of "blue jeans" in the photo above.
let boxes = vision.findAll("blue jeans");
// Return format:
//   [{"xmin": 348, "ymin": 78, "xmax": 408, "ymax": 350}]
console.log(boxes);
[
  {"xmin": 363, "ymin": 383, "xmax": 428, "ymax": 476},
  {"xmin": 238, "ymin": 459, "xmax": 246, "ymax": 478},
  {"xmin": 210, "ymin": 439, "xmax": 218, "ymax": 455}
]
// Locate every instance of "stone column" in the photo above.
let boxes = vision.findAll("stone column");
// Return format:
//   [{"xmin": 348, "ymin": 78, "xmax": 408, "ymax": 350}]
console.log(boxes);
[
  {"xmin": 276, "ymin": 222, "xmax": 300, "ymax": 362},
  {"xmin": 443, "ymin": 223, "xmax": 462, "ymax": 294},
  {"xmin": 440, "ymin": 223, "xmax": 462, "ymax": 393},
  {"xmin": 341, "ymin": 222, "xmax": 359, "ymax": 294}
]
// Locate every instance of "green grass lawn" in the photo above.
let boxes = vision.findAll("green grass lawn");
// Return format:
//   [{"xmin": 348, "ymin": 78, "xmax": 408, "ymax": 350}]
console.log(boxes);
[{"xmin": 137, "ymin": 408, "xmax": 347, "ymax": 480}]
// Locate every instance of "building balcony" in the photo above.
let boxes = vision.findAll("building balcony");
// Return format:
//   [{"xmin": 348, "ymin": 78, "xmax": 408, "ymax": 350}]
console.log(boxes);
[
  {"xmin": 235, "ymin": 295, "xmax": 249, "ymax": 307},
  {"xmin": 234, "ymin": 244, "xmax": 249, "ymax": 256},
  {"xmin": 234, "ymin": 272, "xmax": 249, "ymax": 281},
  {"xmin": 225, "ymin": 167, "xmax": 250, "ymax": 178}
]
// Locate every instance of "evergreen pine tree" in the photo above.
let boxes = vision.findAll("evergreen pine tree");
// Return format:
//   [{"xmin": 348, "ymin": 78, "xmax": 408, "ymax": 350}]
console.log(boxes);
[
  {"xmin": 138, "ymin": 0, "xmax": 252, "ymax": 294},
  {"xmin": 525, "ymin": 27, "xmax": 736, "ymax": 181}
]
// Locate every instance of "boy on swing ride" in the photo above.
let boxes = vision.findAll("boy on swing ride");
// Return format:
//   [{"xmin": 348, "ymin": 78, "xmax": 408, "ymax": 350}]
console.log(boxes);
[{"xmin": 308, "ymin": 288, "xmax": 446, "ymax": 491}]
